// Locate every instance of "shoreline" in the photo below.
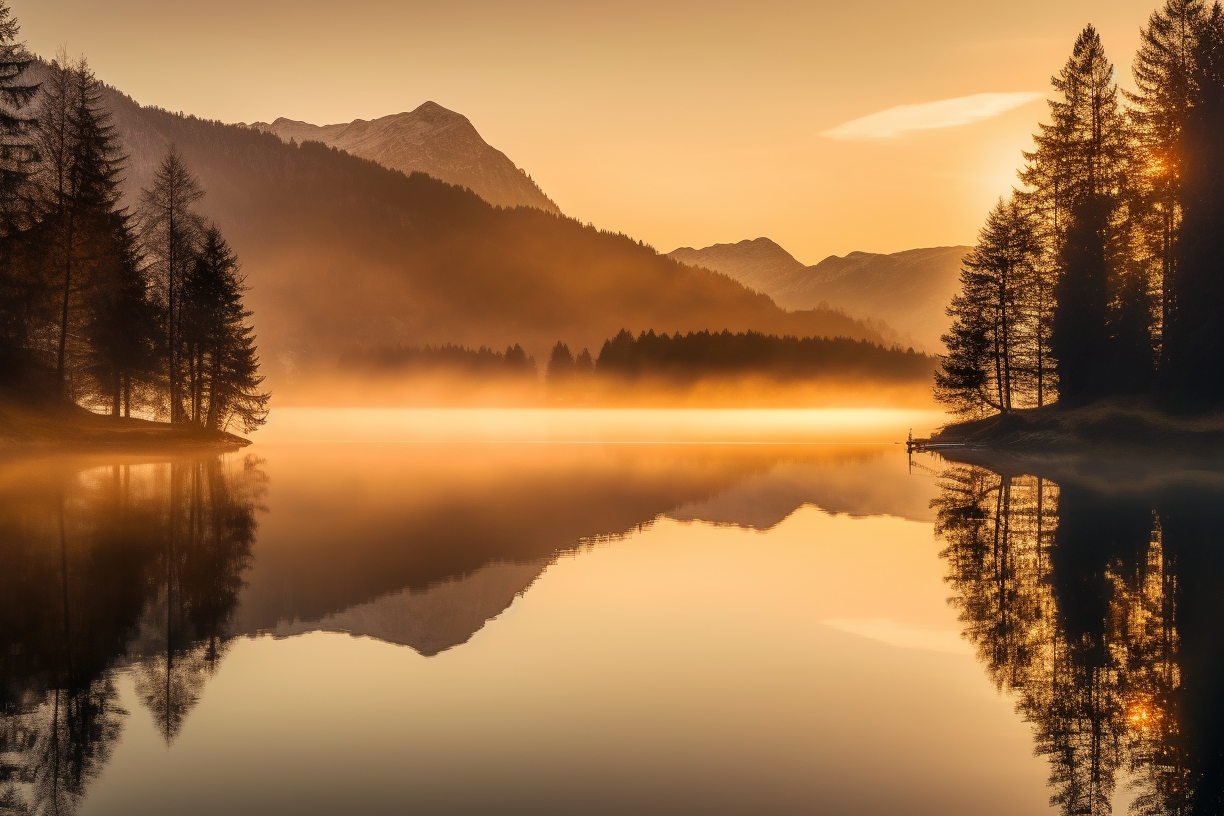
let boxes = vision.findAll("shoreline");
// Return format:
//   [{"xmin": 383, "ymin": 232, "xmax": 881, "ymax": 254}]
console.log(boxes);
[
  {"xmin": 0, "ymin": 395, "xmax": 250, "ymax": 453},
  {"xmin": 924, "ymin": 397, "xmax": 1224, "ymax": 454}
]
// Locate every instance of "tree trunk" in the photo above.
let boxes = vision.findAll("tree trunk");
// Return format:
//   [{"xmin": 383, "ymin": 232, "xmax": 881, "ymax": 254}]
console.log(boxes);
[{"xmin": 56, "ymin": 215, "xmax": 75, "ymax": 388}]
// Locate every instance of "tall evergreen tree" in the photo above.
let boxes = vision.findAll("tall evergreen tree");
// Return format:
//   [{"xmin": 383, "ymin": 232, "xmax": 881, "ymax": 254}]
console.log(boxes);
[
  {"xmin": 1127, "ymin": 0, "xmax": 1209, "ymax": 369},
  {"xmin": 0, "ymin": 1, "xmax": 39, "ymax": 379},
  {"xmin": 82, "ymin": 211, "xmax": 160, "ymax": 417},
  {"xmin": 935, "ymin": 196, "xmax": 1040, "ymax": 414},
  {"xmin": 1172, "ymin": 3, "xmax": 1224, "ymax": 403},
  {"xmin": 140, "ymin": 147, "xmax": 203, "ymax": 423},
  {"xmin": 36, "ymin": 56, "xmax": 125, "ymax": 392},
  {"xmin": 1023, "ymin": 27, "xmax": 1133, "ymax": 405},
  {"xmin": 0, "ymin": 0, "xmax": 36, "ymax": 236},
  {"xmin": 180, "ymin": 227, "xmax": 268, "ymax": 432}
]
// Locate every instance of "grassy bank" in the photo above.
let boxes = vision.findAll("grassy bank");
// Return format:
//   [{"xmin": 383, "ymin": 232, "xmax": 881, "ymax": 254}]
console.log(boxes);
[
  {"xmin": 929, "ymin": 397, "xmax": 1224, "ymax": 452},
  {"xmin": 0, "ymin": 392, "xmax": 250, "ymax": 451}
]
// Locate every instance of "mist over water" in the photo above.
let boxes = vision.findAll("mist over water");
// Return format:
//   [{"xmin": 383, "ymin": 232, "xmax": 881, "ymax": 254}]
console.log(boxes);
[{"xmin": 3, "ymin": 409, "xmax": 1217, "ymax": 815}]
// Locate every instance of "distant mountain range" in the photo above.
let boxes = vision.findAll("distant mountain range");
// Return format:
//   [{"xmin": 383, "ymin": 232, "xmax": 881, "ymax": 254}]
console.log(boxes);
[
  {"xmin": 249, "ymin": 102, "xmax": 561, "ymax": 214},
  {"xmin": 96, "ymin": 89, "xmax": 890, "ymax": 382},
  {"xmin": 669, "ymin": 239, "xmax": 969, "ymax": 351}
]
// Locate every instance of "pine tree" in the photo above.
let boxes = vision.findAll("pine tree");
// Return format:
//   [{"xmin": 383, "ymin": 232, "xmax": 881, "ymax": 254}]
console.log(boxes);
[
  {"xmin": 0, "ymin": 0, "xmax": 36, "ymax": 236},
  {"xmin": 140, "ymin": 147, "xmax": 204, "ymax": 423},
  {"xmin": 1023, "ymin": 27, "xmax": 1132, "ymax": 405},
  {"xmin": 546, "ymin": 341, "xmax": 575, "ymax": 383},
  {"xmin": 935, "ymin": 196, "xmax": 1040, "ymax": 414},
  {"xmin": 181, "ymin": 227, "xmax": 268, "ymax": 432},
  {"xmin": 0, "ymin": 1, "xmax": 38, "ymax": 379},
  {"xmin": 1127, "ymin": 0, "xmax": 1209, "ymax": 368},
  {"xmin": 36, "ymin": 56, "xmax": 125, "ymax": 392},
  {"xmin": 82, "ymin": 211, "xmax": 160, "ymax": 417},
  {"xmin": 1172, "ymin": 3, "xmax": 1224, "ymax": 403}
]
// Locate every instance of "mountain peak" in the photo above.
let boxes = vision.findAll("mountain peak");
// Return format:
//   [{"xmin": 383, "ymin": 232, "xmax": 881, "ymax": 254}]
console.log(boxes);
[{"xmin": 252, "ymin": 103, "xmax": 559, "ymax": 213}]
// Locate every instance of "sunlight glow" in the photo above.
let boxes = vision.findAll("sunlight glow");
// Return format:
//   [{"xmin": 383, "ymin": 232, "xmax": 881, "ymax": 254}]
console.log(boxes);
[{"xmin": 822, "ymin": 92, "xmax": 1044, "ymax": 140}]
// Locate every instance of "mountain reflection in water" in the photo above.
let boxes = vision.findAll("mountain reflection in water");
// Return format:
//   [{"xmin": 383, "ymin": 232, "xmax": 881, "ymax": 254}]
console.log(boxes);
[
  {"xmin": 17, "ymin": 436, "xmax": 1224, "ymax": 814},
  {"xmin": 932, "ymin": 455, "xmax": 1224, "ymax": 816},
  {"xmin": 0, "ymin": 442, "xmax": 937, "ymax": 815}
]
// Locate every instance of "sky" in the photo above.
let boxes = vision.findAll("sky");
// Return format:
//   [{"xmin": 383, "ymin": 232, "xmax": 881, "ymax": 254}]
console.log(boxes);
[{"xmin": 13, "ymin": 0, "xmax": 1163, "ymax": 263}]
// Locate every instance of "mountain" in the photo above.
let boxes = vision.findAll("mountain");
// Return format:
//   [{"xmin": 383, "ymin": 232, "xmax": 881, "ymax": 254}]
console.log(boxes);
[
  {"xmin": 265, "ymin": 559, "xmax": 551, "ymax": 656},
  {"xmin": 250, "ymin": 101, "xmax": 561, "ymax": 214},
  {"xmin": 669, "ymin": 239, "xmax": 969, "ymax": 351},
  {"xmin": 98, "ymin": 90, "xmax": 889, "ymax": 384},
  {"xmin": 668, "ymin": 238, "xmax": 808, "ymax": 298},
  {"xmin": 227, "ymin": 444, "xmax": 940, "ymax": 657}
]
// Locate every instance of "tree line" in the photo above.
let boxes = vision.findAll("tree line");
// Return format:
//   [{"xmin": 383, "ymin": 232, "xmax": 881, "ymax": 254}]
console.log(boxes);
[
  {"xmin": 570, "ymin": 328, "xmax": 933, "ymax": 382},
  {"xmin": 938, "ymin": 0, "xmax": 1224, "ymax": 414},
  {"xmin": 0, "ymin": 4, "xmax": 267, "ymax": 432},
  {"xmin": 343, "ymin": 342, "xmax": 539, "ymax": 377}
]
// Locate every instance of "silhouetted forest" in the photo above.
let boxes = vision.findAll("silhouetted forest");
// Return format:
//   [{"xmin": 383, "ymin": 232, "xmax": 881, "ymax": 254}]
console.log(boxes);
[
  {"xmin": 0, "ymin": 455, "xmax": 264, "ymax": 814},
  {"xmin": 0, "ymin": 7, "xmax": 268, "ymax": 432},
  {"xmin": 342, "ymin": 342, "xmax": 538, "ymax": 378},
  {"xmin": 934, "ymin": 459, "xmax": 1224, "ymax": 814},
  {"xmin": 587, "ymin": 329, "xmax": 932, "ymax": 381},
  {"xmin": 938, "ymin": 1, "xmax": 1224, "ymax": 415},
  {"xmin": 324, "ymin": 331, "xmax": 934, "ymax": 406}
]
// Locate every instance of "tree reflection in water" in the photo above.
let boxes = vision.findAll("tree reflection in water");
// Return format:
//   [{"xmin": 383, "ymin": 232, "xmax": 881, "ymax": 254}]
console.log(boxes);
[
  {"xmin": 933, "ymin": 460, "xmax": 1224, "ymax": 815},
  {"xmin": 0, "ymin": 455, "xmax": 264, "ymax": 814}
]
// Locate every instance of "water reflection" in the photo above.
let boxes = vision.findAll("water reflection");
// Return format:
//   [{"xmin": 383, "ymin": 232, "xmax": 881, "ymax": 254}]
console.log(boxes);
[
  {"xmin": 933, "ymin": 456, "xmax": 1224, "ymax": 815},
  {"xmin": 0, "ymin": 456, "xmax": 265, "ymax": 813},
  {"xmin": 0, "ymin": 443, "xmax": 933, "ymax": 814},
  {"xmin": 232, "ymin": 443, "xmax": 932, "ymax": 655}
]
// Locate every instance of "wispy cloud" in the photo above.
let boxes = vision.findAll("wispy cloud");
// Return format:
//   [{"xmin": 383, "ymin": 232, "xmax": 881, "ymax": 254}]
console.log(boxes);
[{"xmin": 822, "ymin": 92, "xmax": 1044, "ymax": 140}]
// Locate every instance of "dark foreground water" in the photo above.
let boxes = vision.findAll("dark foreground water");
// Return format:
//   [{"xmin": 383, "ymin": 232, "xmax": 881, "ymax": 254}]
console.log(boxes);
[{"xmin": 2, "ymin": 409, "xmax": 1219, "ymax": 815}]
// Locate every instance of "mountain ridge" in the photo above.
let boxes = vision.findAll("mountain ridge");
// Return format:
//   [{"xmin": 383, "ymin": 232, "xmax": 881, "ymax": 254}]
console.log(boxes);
[
  {"xmin": 94, "ymin": 87, "xmax": 891, "ymax": 384},
  {"xmin": 668, "ymin": 240, "xmax": 970, "ymax": 351},
  {"xmin": 249, "ymin": 101, "xmax": 561, "ymax": 214}
]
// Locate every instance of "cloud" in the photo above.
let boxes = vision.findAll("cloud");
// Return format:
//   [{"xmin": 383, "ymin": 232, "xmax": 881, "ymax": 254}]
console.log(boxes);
[{"xmin": 822, "ymin": 92, "xmax": 1044, "ymax": 140}]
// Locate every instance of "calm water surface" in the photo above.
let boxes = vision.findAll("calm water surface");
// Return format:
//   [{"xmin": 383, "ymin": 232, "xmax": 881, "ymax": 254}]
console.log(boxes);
[{"xmin": 2, "ymin": 409, "xmax": 1218, "ymax": 815}]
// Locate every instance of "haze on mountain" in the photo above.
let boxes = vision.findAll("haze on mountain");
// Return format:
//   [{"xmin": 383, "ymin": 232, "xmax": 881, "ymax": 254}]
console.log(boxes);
[
  {"xmin": 91, "ymin": 87, "xmax": 889, "ymax": 386},
  {"xmin": 669, "ymin": 239, "xmax": 969, "ymax": 351},
  {"xmin": 249, "ymin": 101, "xmax": 561, "ymax": 215}
]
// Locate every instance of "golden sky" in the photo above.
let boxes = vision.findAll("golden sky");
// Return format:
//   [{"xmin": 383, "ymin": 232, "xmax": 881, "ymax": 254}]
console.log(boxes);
[{"xmin": 15, "ymin": 0, "xmax": 1161, "ymax": 261}]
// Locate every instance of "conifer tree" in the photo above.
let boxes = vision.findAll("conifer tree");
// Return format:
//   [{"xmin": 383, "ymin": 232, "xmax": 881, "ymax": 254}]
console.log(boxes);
[
  {"xmin": 1172, "ymin": 3, "xmax": 1224, "ymax": 403},
  {"xmin": 1023, "ymin": 27, "xmax": 1132, "ymax": 405},
  {"xmin": 181, "ymin": 227, "xmax": 268, "ymax": 432},
  {"xmin": 547, "ymin": 342, "xmax": 575, "ymax": 383},
  {"xmin": 140, "ymin": 147, "xmax": 204, "ymax": 422},
  {"xmin": 82, "ymin": 212, "xmax": 160, "ymax": 417},
  {"xmin": 37, "ymin": 56, "xmax": 125, "ymax": 391},
  {"xmin": 1127, "ymin": 0, "xmax": 1209, "ymax": 364},
  {"xmin": 0, "ymin": 0, "xmax": 36, "ymax": 235},
  {"xmin": 0, "ymin": 1, "xmax": 38, "ymax": 377},
  {"xmin": 935, "ymin": 196, "xmax": 1039, "ymax": 414}
]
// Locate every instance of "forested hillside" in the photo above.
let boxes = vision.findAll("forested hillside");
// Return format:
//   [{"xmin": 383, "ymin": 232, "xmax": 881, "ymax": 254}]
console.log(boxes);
[{"xmin": 98, "ymin": 91, "xmax": 885, "ymax": 384}]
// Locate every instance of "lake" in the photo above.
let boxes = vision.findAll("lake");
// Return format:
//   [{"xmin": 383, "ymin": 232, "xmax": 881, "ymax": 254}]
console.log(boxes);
[{"xmin": 2, "ymin": 408, "xmax": 1216, "ymax": 815}]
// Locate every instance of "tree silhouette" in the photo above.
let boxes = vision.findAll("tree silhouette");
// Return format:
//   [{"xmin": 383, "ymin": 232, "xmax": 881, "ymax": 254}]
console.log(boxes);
[
  {"xmin": 181, "ymin": 227, "xmax": 269, "ymax": 432},
  {"xmin": 0, "ymin": 0, "xmax": 37, "ymax": 236},
  {"xmin": 1169, "ymin": 5, "xmax": 1224, "ymax": 404},
  {"xmin": 1128, "ymin": 0, "xmax": 1209, "ymax": 372},
  {"xmin": 140, "ymin": 146, "xmax": 204, "ymax": 423},
  {"xmin": 936, "ymin": 196, "xmax": 1042, "ymax": 414}
]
